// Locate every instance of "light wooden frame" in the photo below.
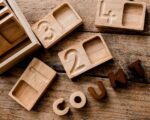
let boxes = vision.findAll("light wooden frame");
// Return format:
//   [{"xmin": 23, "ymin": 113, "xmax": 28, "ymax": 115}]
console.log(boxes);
[{"xmin": 0, "ymin": 0, "xmax": 41, "ymax": 74}]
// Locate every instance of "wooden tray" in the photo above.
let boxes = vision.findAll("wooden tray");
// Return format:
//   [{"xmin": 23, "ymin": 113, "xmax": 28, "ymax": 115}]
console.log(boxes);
[
  {"xmin": 9, "ymin": 58, "xmax": 56, "ymax": 111},
  {"xmin": 58, "ymin": 35, "xmax": 113, "ymax": 79},
  {"xmin": 95, "ymin": 0, "xmax": 146, "ymax": 31},
  {"xmin": 0, "ymin": 0, "xmax": 41, "ymax": 74},
  {"xmin": 32, "ymin": 2, "xmax": 82, "ymax": 49}
]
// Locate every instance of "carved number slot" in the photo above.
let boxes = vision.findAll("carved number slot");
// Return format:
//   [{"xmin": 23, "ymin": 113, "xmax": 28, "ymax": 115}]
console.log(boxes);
[
  {"xmin": 37, "ymin": 21, "xmax": 55, "ymax": 41},
  {"xmin": 64, "ymin": 49, "xmax": 85, "ymax": 74}
]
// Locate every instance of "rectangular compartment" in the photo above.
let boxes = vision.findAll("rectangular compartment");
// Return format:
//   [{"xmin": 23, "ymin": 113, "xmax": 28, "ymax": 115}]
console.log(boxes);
[
  {"xmin": 9, "ymin": 58, "xmax": 56, "ymax": 111},
  {"xmin": 12, "ymin": 80, "xmax": 38, "ymax": 110},
  {"xmin": 0, "ymin": 16, "xmax": 26, "ymax": 44},
  {"xmin": 83, "ymin": 36, "xmax": 109, "ymax": 64},
  {"xmin": 122, "ymin": 3, "xmax": 144, "ymax": 28},
  {"xmin": 0, "ymin": 38, "xmax": 31, "ymax": 63}
]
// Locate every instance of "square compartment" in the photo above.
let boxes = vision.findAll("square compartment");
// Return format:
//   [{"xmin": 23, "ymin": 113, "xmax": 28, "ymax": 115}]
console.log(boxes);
[
  {"xmin": 83, "ymin": 36, "xmax": 110, "ymax": 64},
  {"xmin": 53, "ymin": 3, "xmax": 79, "ymax": 29},
  {"xmin": 0, "ymin": 16, "xmax": 27, "ymax": 56},
  {"xmin": 12, "ymin": 80, "xmax": 38, "ymax": 110},
  {"xmin": 122, "ymin": 3, "xmax": 144, "ymax": 28},
  {"xmin": 0, "ymin": 17, "xmax": 26, "ymax": 44}
]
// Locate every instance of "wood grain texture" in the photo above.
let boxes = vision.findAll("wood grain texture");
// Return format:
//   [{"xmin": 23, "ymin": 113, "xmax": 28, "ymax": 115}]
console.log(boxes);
[
  {"xmin": 0, "ymin": 73, "xmax": 150, "ymax": 120},
  {"xmin": 32, "ymin": 2, "xmax": 82, "ymax": 49},
  {"xmin": 9, "ymin": 58, "xmax": 56, "ymax": 111},
  {"xmin": 16, "ymin": 0, "xmax": 150, "ymax": 35},
  {"xmin": 11, "ymin": 32, "xmax": 150, "ymax": 83},
  {"xmin": 95, "ymin": 0, "xmax": 146, "ymax": 31},
  {"xmin": 0, "ymin": 0, "xmax": 149, "ymax": 119},
  {"xmin": 58, "ymin": 34, "xmax": 113, "ymax": 79}
]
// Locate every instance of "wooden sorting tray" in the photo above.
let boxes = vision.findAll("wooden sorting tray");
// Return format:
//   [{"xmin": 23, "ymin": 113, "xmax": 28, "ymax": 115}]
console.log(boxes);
[
  {"xmin": 58, "ymin": 35, "xmax": 113, "ymax": 79},
  {"xmin": 95, "ymin": 0, "xmax": 146, "ymax": 31},
  {"xmin": 32, "ymin": 2, "xmax": 82, "ymax": 49},
  {"xmin": 0, "ymin": 0, "xmax": 41, "ymax": 74},
  {"xmin": 9, "ymin": 58, "xmax": 56, "ymax": 111}
]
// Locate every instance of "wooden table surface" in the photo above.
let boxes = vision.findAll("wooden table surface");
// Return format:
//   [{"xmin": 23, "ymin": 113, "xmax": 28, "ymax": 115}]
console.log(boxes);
[{"xmin": 0, "ymin": 0, "xmax": 150, "ymax": 120}]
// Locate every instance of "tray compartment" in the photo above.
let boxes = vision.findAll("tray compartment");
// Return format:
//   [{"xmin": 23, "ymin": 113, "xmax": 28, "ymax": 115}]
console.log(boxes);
[
  {"xmin": 12, "ymin": 80, "xmax": 38, "ymax": 109},
  {"xmin": 83, "ymin": 36, "xmax": 109, "ymax": 64},
  {"xmin": 53, "ymin": 3, "xmax": 79, "ymax": 29},
  {"xmin": 122, "ymin": 3, "xmax": 144, "ymax": 28}
]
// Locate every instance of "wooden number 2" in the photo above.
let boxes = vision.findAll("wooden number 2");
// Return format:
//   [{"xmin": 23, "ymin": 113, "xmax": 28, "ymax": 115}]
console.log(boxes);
[
  {"xmin": 37, "ymin": 21, "xmax": 55, "ymax": 41},
  {"xmin": 64, "ymin": 49, "xmax": 85, "ymax": 74}
]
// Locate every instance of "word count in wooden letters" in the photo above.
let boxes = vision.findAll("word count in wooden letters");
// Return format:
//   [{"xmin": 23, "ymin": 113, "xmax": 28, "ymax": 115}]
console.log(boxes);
[
  {"xmin": 95, "ymin": 0, "xmax": 146, "ymax": 30},
  {"xmin": 58, "ymin": 35, "xmax": 113, "ymax": 79},
  {"xmin": 32, "ymin": 2, "xmax": 82, "ymax": 49},
  {"xmin": 9, "ymin": 58, "xmax": 56, "ymax": 111}
]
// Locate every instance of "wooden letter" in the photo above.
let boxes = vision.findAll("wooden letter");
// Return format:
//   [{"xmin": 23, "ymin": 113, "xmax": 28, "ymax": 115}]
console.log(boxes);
[
  {"xmin": 128, "ymin": 60, "xmax": 145, "ymax": 78},
  {"xmin": 53, "ymin": 98, "xmax": 70, "ymax": 116},
  {"xmin": 88, "ymin": 81, "xmax": 107, "ymax": 100},
  {"xmin": 69, "ymin": 91, "xmax": 86, "ymax": 109},
  {"xmin": 108, "ymin": 69, "xmax": 128, "ymax": 88}
]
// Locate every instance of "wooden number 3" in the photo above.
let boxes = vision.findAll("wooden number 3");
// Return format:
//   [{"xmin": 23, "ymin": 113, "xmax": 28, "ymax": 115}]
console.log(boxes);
[
  {"xmin": 37, "ymin": 21, "xmax": 55, "ymax": 41},
  {"xmin": 64, "ymin": 49, "xmax": 85, "ymax": 74}
]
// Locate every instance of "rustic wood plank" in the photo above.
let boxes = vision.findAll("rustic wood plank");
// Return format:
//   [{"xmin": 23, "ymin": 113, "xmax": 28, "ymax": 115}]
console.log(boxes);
[
  {"xmin": 16, "ymin": 0, "xmax": 150, "ymax": 35},
  {"xmin": 0, "ymin": 73, "xmax": 150, "ymax": 120}
]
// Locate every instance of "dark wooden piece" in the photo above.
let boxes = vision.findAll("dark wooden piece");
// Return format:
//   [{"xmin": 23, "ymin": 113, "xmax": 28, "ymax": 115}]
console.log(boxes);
[
  {"xmin": 108, "ymin": 69, "xmax": 128, "ymax": 88},
  {"xmin": 128, "ymin": 60, "xmax": 145, "ymax": 78},
  {"xmin": 88, "ymin": 81, "xmax": 107, "ymax": 100}
]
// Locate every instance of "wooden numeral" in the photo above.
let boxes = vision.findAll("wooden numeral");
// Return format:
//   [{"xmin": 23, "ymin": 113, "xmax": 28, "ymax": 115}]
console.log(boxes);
[
  {"xmin": 64, "ymin": 49, "xmax": 85, "ymax": 74},
  {"xmin": 37, "ymin": 21, "xmax": 55, "ymax": 41}
]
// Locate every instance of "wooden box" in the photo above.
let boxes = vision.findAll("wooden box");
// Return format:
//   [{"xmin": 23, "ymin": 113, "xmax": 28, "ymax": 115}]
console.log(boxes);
[
  {"xmin": 0, "ymin": 1, "xmax": 27, "ymax": 56},
  {"xmin": 58, "ymin": 35, "xmax": 113, "ymax": 79},
  {"xmin": 32, "ymin": 2, "xmax": 82, "ymax": 49},
  {"xmin": 0, "ymin": 0, "xmax": 41, "ymax": 74},
  {"xmin": 9, "ymin": 58, "xmax": 56, "ymax": 111},
  {"xmin": 95, "ymin": 0, "xmax": 146, "ymax": 31}
]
